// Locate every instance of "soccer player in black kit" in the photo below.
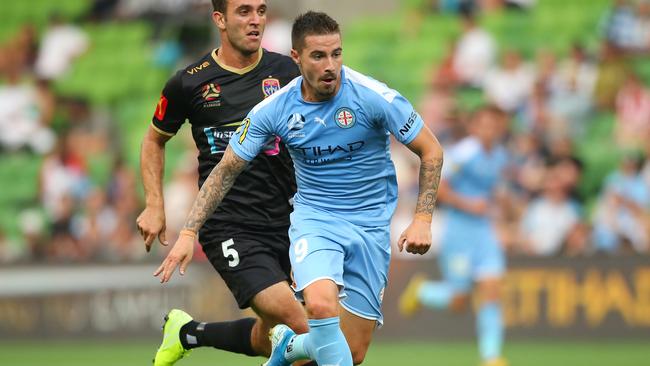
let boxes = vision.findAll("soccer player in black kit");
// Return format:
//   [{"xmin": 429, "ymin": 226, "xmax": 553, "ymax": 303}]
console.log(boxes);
[{"xmin": 136, "ymin": 1, "xmax": 310, "ymax": 365}]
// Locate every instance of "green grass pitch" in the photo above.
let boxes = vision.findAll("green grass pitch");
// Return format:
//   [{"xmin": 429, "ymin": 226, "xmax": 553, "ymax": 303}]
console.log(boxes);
[{"xmin": 1, "ymin": 340, "xmax": 647, "ymax": 366}]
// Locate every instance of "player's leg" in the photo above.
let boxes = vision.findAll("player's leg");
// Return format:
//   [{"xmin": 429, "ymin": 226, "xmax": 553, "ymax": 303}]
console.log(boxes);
[
  {"xmin": 249, "ymin": 280, "xmax": 310, "ymax": 356},
  {"xmin": 476, "ymin": 276, "xmax": 506, "ymax": 366},
  {"xmin": 339, "ymin": 306, "xmax": 376, "ymax": 365},
  {"xmin": 474, "ymin": 229, "xmax": 507, "ymax": 366},
  {"xmin": 275, "ymin": 264, "xmax": 352, "ymax": 366},
  {"xmin": 336, "ymin": 224, "xmax": 390, "ymax": 365},
  {"xmin": 158, "ymin": 224, "xmax": 307, "ymax": 364},
  {"xmin": 266, "ymin": 218, "xmax": 354, "ymax": 366}
]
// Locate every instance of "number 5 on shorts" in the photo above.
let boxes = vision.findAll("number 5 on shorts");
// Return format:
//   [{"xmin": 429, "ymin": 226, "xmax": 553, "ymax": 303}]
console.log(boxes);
[
  {"xmin": 221, "ymin": 239, "xmax": 240, "ymax": 267},
  {"xmin": 294, "ymin": 238, "xmax": 308, "ymax": 263}
]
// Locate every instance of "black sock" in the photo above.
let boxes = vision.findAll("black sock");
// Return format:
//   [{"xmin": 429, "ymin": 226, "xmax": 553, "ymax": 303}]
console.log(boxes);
[{"xmin": 179, "ymin": 317, "xmax": 257, "ymax": 356}]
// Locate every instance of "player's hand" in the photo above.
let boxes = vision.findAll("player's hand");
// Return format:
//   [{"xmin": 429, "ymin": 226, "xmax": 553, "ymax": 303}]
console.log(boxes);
[
  {"xmin": 153, "ymin": 231, "xmax": 195, "ymax": 283},
  {"xmin": 136, "ymin": 206, "xmax": 168, "ymax": 252},
  {"xmin": 398, "ymin": 217, "xmax": 432, "ymax": 255}
]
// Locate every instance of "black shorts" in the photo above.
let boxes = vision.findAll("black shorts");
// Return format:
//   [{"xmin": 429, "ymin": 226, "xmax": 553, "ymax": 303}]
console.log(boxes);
[{"xmin": 199, "ymin": 221, "xmax": 291, "ymax": 309}]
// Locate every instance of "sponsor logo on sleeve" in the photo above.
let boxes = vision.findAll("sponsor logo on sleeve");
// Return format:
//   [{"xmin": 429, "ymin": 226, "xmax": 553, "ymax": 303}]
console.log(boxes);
[{"xmin": 399, "ymin": 111, "xmax": 418, "ymax": 136}]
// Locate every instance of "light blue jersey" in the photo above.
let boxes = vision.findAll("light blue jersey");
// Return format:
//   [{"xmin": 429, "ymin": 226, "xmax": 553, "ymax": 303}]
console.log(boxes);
[
  {"xmin": 230, "ymin": 66, "xmax": 424, "ymax": 227},
  {"xmin": 440, "ymin": 137, "xmax": 508, "ymax": 290},
  {"xmin": 230, "ymin": 66, "xmax": 424, "ymax": 324}
]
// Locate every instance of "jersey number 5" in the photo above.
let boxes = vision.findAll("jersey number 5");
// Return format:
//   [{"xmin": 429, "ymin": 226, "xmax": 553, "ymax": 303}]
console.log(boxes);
[{"xmin": 221, "ymin": 239, "xmax": 240, "ymax": 267}]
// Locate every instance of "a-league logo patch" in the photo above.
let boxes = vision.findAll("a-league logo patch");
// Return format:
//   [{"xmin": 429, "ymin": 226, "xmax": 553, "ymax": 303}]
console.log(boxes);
[
  {"xmin": 335, "ymin": 107, "xmax": 355, "ymax": 129},
  {"xmin": 202, "ymin": 83, "xmax": 221, "ymax": 101},
  {"xmin": 262, "ymin": 78, "xmax": 281, "ymax": 98}
]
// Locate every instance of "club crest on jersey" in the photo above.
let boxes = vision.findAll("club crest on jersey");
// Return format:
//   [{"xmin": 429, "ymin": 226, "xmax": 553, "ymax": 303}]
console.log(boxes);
[
  {"xmin": 262, "ymin": 78, "xmax": 281, "ymax": 98},
  {"xmin": 335, "ymin": 107, "xmax": 355, "ymax": 129}
]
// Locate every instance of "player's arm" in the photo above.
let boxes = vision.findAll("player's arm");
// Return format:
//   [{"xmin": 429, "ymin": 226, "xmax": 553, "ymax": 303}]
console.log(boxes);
[
  {"xmin": 154, "ymin": 146, "xmax": 249, "ymax": 283},
  {"xmin": 137, "ymin": 127, "xmax": 172, "ymax": 252},
  {"xmin": 184, "ymin": 146, "xmax": 249, "ymax": 233},
  {"xmin": 398, "ymin": 126, "xmax": 444, "ymax": 255},
  {"xmin": 154, "ymin": 104, "xmax": 274, "ymax": 282},
  {"xmin": 137, "ymin": 70, "xmax": 188, "ymax": 252}
]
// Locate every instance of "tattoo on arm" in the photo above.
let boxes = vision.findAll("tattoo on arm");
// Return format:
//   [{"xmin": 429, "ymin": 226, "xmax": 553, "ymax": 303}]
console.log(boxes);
[
  {"xmin": 183, "ymin": 146, "xmax": 248, "ymax": 232},
  {"xmin": 415, "ymin": 157, "xmax": 443, "ymax": 216}
]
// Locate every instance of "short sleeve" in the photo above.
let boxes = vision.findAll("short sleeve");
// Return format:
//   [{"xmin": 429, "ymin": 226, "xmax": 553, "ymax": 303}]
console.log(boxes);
[
  {"xmin": 151, "ymin": 70, "xmax": 189, "ymax": 136},
  {"xmin": 376, "ymin": 91, "xmax": 424, "ymax": 145},
  {"xmin": 229, "ymin": 103, "xmax": 276, "ymax": 161}
]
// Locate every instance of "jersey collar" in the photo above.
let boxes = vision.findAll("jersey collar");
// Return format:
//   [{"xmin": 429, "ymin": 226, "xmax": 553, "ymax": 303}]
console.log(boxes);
[{"xmin": 211, "ymin": 48, "xmax": 263, "ymax": 75}]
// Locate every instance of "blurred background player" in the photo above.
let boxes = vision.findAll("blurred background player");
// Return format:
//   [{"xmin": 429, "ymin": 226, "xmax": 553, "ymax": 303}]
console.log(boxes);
[
  {"xmin": 136, "ymin": 1, "xmax": 309, "ymax": 365},
  {"xmin": 400, "ymin": 105, "xmax": 509, "ymax": 366}
]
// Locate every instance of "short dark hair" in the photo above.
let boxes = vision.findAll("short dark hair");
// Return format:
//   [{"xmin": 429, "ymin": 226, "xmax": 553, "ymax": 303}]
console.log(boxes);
[
  {"xmin": 212, "ymin": 0, "xmax": 226, "ymax": 12},
  {"xmin": 292, "ymin": 11, "xmax": 340, "ymax": 51}
]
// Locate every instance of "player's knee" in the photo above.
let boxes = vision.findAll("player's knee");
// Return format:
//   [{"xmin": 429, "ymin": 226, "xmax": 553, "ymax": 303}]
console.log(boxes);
[
  {"xmin": 284, "ymin": 313, "xmax": 309, "ymax": 334},
  {"xmin": 305, "ymin": 298, "xmax": 338, "ymax": 319}
]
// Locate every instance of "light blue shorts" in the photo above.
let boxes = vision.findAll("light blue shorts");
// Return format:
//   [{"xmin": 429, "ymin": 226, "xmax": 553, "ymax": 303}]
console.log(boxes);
[
  {"xmin": 288, "ymin": 210, "xmax": 391, "ymax": 325},
  {"xmin": 439, "ymin": 219, "xmax": 505, "ymax": 293}
]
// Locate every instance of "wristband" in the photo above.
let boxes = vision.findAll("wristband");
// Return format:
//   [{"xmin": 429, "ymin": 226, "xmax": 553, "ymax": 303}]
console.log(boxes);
[{"xmin": 179, "ymin": 229, "xmax": 197, "ymax": 239}]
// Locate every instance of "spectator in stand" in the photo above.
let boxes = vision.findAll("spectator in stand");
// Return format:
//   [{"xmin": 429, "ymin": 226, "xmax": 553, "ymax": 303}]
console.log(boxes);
[
  {"xmin": 39, "ymin": 133, "xmax": 91, "ymax": 221},
  {"xmin": 0, "ymin": 58, "xmax": 56, "ymax": 154},
  {"xmin": 34, "ymin": 13, "xmax": 89, "ymax": 80},
  {"xmin": 71, "ymin": 188, "xmax": 117, "ymax": 260},
  {"xmin": 518, "ymin": 80, "xmax": 551, "ymax": 136},
  {"xmin": 107, "ymin": 157, "xmax": 142, "ymax": 262},
  {"xmin": 484, "ymin": 49, "xmax": 534, "ymax": 113},
  {"xmin": 453, "ymin": 7, "xmax": 497, "ymax": 87},
  {"xmin": 593, "ymin": 154, "xmax": 650, "ymax": 255},
  {"xmin": 594, "ymin": 41, "xmax": 630, "ymax": 110},
  {"xmin": 633, "ymin": 0, "xmax": 650, "ymax": 53},
  {"xmin": 602, "ymin": 0, "xmax": 638, "ymax": 51},
  {"xmin": 418, "ymin": 82, "xmax": 462, "ymax": 146},
  {"xmin": 519, "ymin": 160, "xmax": 584, "ymax": 256},
  {"xmin": 615, "ymin": 72, "xmax": 650, "ymax": 149},
  {"xmin": 163, "ymin": 154, "xmax": 199, "ymax": 242},
  {"xmin": 548, "ymin": 44, "xmax": 596, "ymax": 139}
]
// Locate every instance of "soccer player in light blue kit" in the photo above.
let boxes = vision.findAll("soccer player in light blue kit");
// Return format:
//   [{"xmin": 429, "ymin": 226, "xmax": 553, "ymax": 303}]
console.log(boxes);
[
  {"xmin": 399, "ymin": 105, "xmax": 509, "ymax": 366},
  {"xmin": 154, "ymin": 11, "xmax": 444, "ymax": 366}
]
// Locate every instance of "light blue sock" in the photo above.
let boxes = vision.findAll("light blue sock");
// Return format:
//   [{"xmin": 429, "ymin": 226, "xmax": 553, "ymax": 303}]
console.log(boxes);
[
  {"xmin": 477, "ymin": 302, "xmax": 503, "ymax": 361},
  {"xmin": 418, "ymin": 281, "xmax": 454, "ymax": 310},
  {"xmin": 284, "ymin": 317, "xmax": 352, "ymax": 366}
]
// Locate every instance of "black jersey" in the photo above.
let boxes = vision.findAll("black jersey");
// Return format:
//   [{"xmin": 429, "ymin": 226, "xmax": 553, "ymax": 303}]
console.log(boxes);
[{"xmin": 151, "ymin": 48, "xmax": 299, "ymax": 227}]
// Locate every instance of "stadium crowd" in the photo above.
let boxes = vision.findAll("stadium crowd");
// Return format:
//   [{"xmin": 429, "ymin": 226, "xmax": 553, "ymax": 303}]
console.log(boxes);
[{"xmin": 1, "ymin": 0, "xmax": 650, "ymax": 263}]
